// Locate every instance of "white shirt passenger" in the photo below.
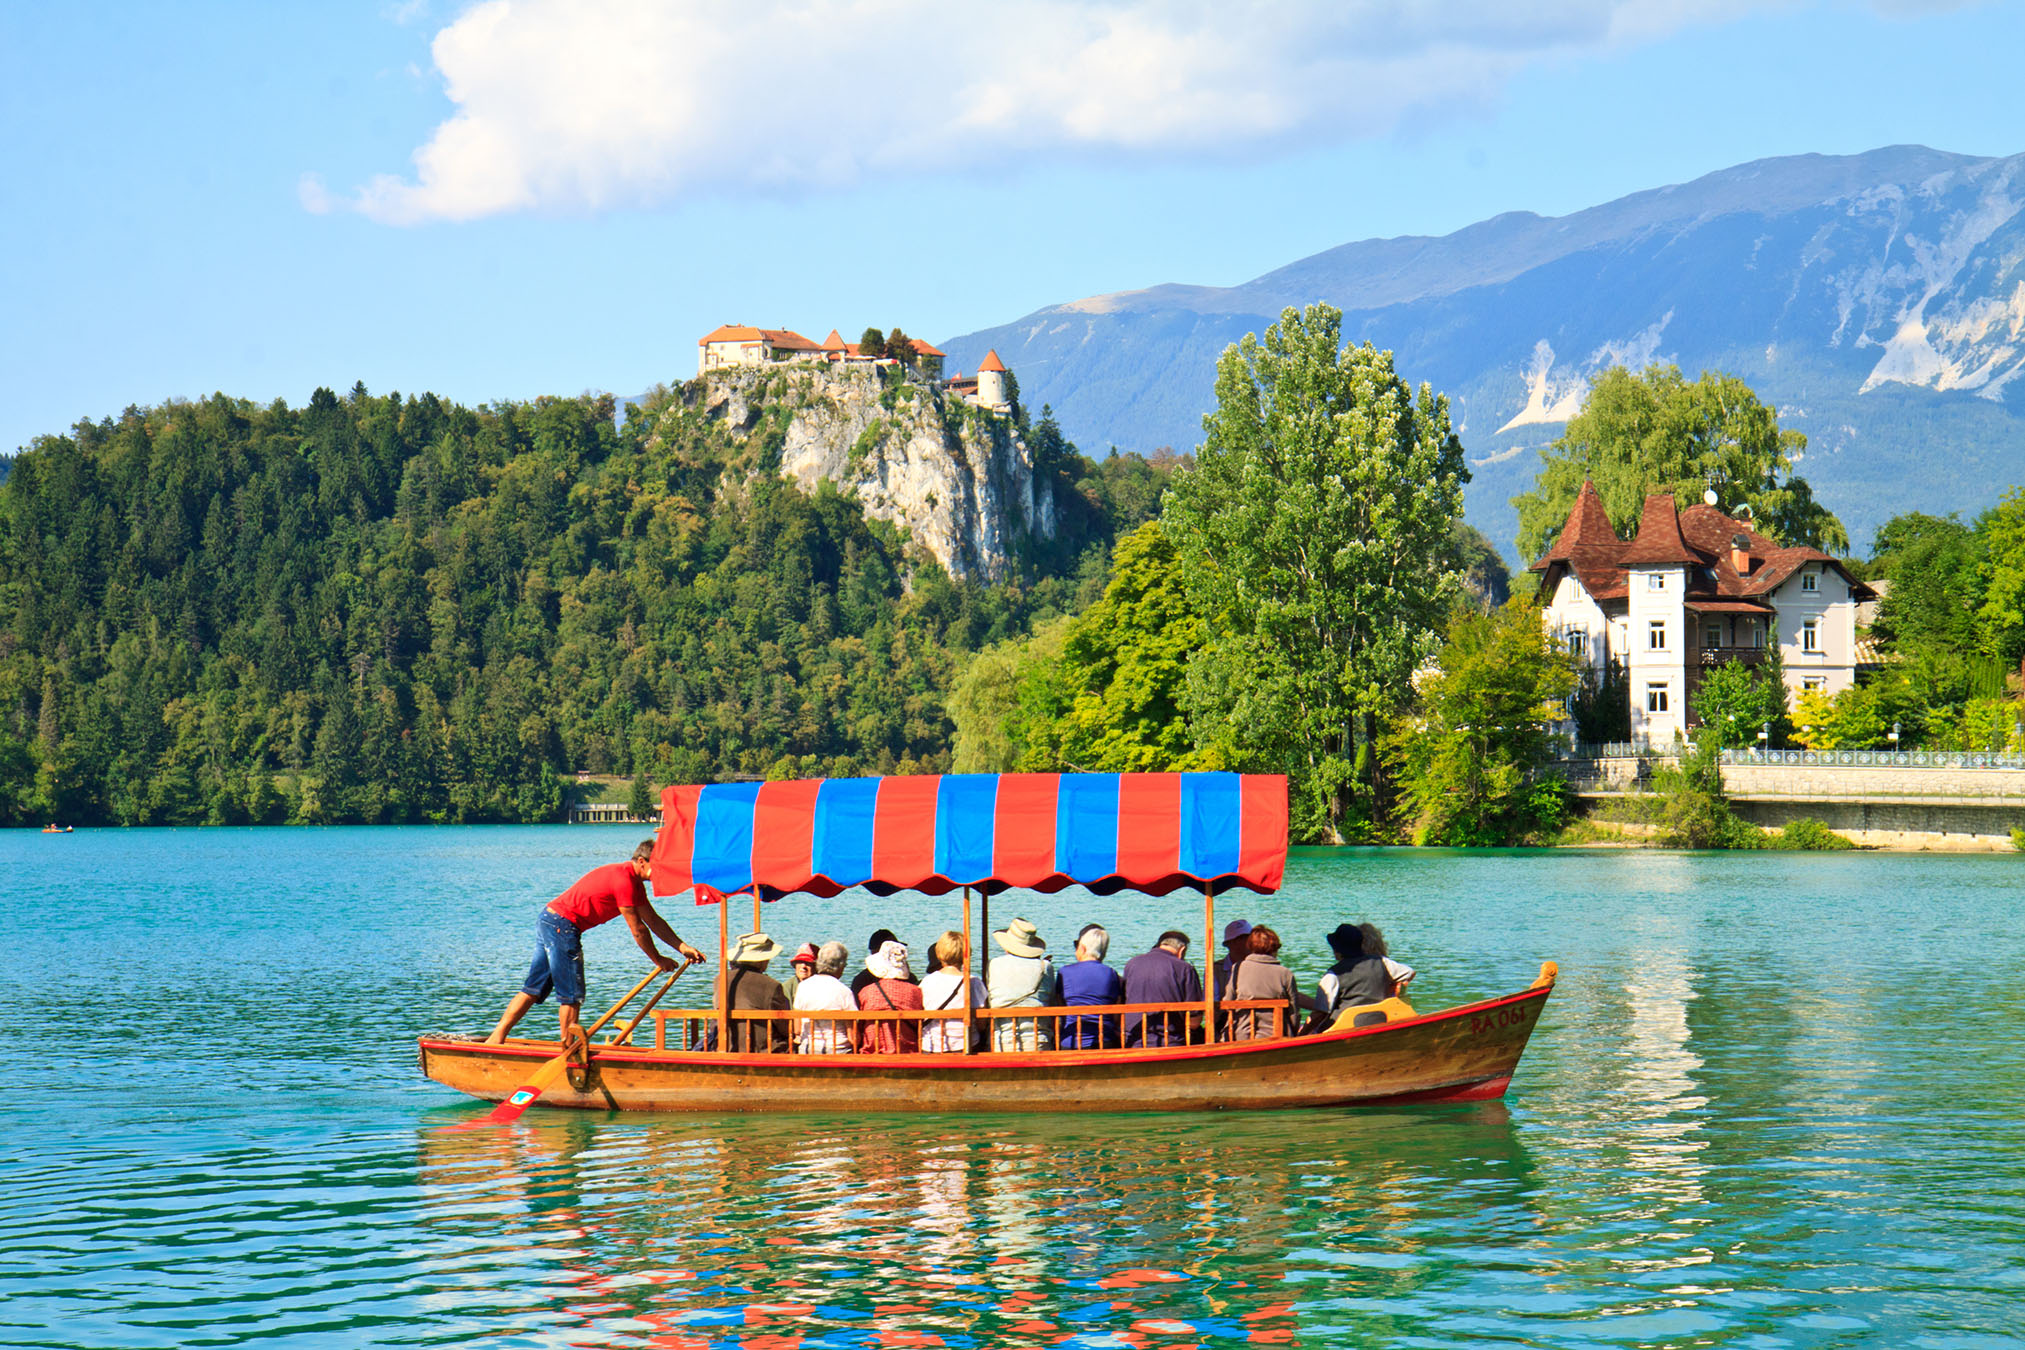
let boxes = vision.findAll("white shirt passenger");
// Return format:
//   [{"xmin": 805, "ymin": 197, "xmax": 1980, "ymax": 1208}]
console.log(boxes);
[
  {"xmin": 917, "ymin": 967, "xmax": 987, "ymax": 1053},
  {"xmin": 793, "ymin": 972, "xmax": 857, "ymax": 1054}
]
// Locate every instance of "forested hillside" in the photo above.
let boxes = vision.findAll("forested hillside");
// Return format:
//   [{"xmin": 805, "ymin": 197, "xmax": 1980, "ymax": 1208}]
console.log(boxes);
[{"xmin": 0, "ymin": 383, "xmax": 1164, "ymax": 825}]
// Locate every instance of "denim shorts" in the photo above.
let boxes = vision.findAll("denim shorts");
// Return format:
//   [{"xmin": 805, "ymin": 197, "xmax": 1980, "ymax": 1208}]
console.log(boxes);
[{"xmin": 521, "ymin": 910, "xmax": 586, "ymax": 1007}]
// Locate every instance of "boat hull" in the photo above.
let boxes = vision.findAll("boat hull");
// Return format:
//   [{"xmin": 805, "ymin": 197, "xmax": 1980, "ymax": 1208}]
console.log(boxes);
[{"xmin": 418, "ymin": 982, "xmax": 1552, "ymax": 1114}]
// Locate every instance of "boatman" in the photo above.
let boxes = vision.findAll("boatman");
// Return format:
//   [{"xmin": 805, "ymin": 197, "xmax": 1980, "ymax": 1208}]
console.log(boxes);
[{"xmin": 484, "ymin": 841, "xmax": 705, "ymax": 1047}]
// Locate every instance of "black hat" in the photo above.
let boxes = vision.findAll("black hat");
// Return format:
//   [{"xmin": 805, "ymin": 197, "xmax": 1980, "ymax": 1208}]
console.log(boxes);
[
  {"xmin": 1327, "ymin": 923, "xmax": 1364, "ymax": 957},
  {"xmin": 868, "ymin": 927, "xmax": 898, "ymax": 953}
]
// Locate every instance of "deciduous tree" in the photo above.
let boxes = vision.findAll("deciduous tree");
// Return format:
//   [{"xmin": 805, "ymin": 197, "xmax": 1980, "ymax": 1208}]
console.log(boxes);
[
  {"xmin": 1386, "ymin": 597, "xmax": 1575, "ymax": 846},
  {"xmin": 1513, "ymin": 365, "xmax": 1846, "ymax": 560},
  {"xmin": 1166, "ymin": 303, "xmax": 1469, "ymax": 841}
]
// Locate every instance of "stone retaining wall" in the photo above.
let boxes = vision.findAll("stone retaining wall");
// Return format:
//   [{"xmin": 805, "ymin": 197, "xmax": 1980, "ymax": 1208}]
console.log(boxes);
[{"xmin": 1719, "ymin": 762, "xmax": 2025, "ymax": 801}]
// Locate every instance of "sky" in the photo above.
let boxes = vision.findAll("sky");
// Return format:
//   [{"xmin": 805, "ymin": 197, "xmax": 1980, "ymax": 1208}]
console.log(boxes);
[{"xmin": 5, "ymin": 0, "xmax": 2023, "ymax": 456}]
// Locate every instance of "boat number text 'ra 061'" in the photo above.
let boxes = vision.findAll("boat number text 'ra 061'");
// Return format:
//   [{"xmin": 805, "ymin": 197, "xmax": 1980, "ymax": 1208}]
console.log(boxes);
[{"xmin": 1468, "ymin": 1005, "xmax": 1532, "ymax": 1037}]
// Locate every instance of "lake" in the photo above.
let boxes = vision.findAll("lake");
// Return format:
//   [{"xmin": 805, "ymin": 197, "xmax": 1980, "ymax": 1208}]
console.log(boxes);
[{"xmin": 3, "ymin": 827, "xmax": 2022, "ymax": 1347}]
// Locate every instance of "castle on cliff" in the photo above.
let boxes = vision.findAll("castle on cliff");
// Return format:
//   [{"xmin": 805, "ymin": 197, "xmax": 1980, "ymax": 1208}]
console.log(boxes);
[{"xmin": 697, "ymin": 324, "xmax": 1013, "ymax": 415}]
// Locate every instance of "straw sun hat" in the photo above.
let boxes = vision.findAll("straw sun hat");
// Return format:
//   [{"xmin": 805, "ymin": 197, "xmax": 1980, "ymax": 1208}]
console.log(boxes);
[
  {"xmin": 731, "ymin": 932, "xmax": 781, "ymax": 967},
  {"xmin": 993, "ymin": 917, "xmax": 1047, "ymax": 958}
]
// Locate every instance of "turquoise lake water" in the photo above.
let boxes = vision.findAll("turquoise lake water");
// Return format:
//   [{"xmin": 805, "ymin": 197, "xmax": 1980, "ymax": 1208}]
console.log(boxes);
[{"xmin": 3, "ymin": 827, "xmax": 2023, "ymax": 1347}]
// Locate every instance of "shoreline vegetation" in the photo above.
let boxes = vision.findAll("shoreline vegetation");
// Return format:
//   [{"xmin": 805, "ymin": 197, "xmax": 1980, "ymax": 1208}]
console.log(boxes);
[{"xmin": 6, "ymin": 306, "xmax": 2024, "ymax": 847}]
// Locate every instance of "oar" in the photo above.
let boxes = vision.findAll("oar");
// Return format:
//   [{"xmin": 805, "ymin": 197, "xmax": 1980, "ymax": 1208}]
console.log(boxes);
[
  {"xmin": 472, "ymin": 965, "xmax": 668, "ymax": 1126},
  {"xmin": 610, "ymin": 959, "xmax": 693, "ymax": 1047}
]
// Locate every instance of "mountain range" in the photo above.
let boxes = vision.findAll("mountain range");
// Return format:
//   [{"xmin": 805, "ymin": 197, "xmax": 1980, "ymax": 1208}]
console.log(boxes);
[{"xmin": 941, "ymin": 145, "xmax": 2025, "ymax": 562}]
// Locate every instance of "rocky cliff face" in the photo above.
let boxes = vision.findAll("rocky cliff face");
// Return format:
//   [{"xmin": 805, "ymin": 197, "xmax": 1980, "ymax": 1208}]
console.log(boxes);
[{"xmin": 694, "ymin": 364, "xmax": 1054, "ymax": 581}]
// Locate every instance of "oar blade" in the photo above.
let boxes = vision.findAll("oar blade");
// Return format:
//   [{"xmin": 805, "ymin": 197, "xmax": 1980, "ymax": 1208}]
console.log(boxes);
[{"xmin": 459, "ymin": 1049, "xmax": 575, "ymax": 1127}]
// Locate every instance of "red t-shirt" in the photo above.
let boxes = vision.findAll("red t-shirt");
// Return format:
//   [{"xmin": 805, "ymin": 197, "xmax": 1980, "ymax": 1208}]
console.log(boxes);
[{"xmin": 548, "ymin": 862, "xmax": 644, "ymax": 931}]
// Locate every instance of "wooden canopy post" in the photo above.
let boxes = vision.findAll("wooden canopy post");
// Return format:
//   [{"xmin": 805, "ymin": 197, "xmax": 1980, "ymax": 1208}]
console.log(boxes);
[
  {"xmin": 1203, "ymin": 883, "xmax": 1216, "ymax": 1047},
  {"xmin": 752, "ymin": 886, "xmax": 763, "ymax": 938},
  {"xmin": 961, "ymin": 885, "xmax": 973, "ymax": 1057},
  {"xmin": 979, "ymin": 888, "xmax": 991, "ymax": 1053},
  {"xmin": 716, "ymin": 888, "xmax": 730, "ymax": 1054}
]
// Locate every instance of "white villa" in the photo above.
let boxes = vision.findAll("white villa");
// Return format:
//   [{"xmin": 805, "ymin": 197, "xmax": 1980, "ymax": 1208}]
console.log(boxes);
[
  {"xmin": 1533, "ymin": 482, "xmax": 1874, "ymax": 745},
  {"xmin": 695, "ymin": 325, "xmax": 1014, "ymax": 415}
]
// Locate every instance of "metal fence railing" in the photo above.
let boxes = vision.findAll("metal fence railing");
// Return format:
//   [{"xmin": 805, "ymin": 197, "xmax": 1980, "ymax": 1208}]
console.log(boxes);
[{"xmin": 1719, "ymin": 748, "xmax": 2025, "ymax": 770}]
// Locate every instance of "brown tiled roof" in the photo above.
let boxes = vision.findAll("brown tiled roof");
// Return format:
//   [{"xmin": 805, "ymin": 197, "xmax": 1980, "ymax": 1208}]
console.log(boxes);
[
  {"xmin": 1533, "ymin": 486, "xmax": 1873, "ymax": 605},
  {"xmin": 978, "ymin": 349, "xmax": 1007, "ymax": 372},
  {"xmin": 1620, "ymin": 494, "xmax": 1700, "ymax": 565}
]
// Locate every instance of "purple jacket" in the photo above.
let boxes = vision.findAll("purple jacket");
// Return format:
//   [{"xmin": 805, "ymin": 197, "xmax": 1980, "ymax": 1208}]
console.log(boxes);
[{"xmin": 1121, "ymin": 945, "xmax": 1204, "ymax": 1047}]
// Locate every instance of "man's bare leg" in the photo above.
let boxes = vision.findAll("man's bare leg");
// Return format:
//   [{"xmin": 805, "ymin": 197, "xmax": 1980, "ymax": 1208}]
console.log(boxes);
[
  {"xmin": 486, "ymin": 992, "xmax": 537, "ymax": 1045},
  {"xmin": 557, "ymin": 1002, "xmax": 584, "ymax": 1049}
]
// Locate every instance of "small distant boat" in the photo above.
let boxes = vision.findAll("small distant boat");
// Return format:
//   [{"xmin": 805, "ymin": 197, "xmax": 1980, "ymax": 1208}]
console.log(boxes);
[
  {"xmin": 41, "ymin": 823, "xmax": 73, "ymax": 834},
  {"xmin": 420, "ymin": 772, "xmax": 1557, "ymax": 1115}
]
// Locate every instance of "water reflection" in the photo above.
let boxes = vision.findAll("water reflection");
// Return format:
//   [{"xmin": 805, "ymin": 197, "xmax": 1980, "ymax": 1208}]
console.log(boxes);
[{"xmin": 415, "ymin": 1106, "xmax": 1537, "ymax": 1347}]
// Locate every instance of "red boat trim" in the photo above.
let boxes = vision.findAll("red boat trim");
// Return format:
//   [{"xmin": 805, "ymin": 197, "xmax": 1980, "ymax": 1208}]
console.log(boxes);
[{"xmin": 418, "ymin": 983, "xmax": 1551, "ymax": 1072}]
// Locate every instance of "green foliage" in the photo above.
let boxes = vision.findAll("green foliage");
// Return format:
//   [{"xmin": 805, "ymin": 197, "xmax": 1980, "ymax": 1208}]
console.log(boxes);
[
  {"xmin": 1772, "ymin": 817, "xmax": 1855, "ymax": 850},
  {"xmin": 627, "ymin": 771, "xmax": 653, "ymax": 819},
  {"xmin": 885, "ymin": 328, "xmax": 917, "ymax": 366},
  {"xmin": 1386, "ymin": 597, "xmax": 1576, "ymax": 846},
  {"xmin": 1647, "ymin": 737, "xmax": 1767, "ymax": 849},
  {"xmin": 952, "ymin": 522, "xmax": 1214, "ymax": 775},
  {"xmin": 1513, "ymin": 364, "xmax": 1847, "ymax": 559},
  {"xmin": 2011, "ymin": 827, "xmax": 2025, "ymax": 853},
  {"xmin": 1452, "ymin": 521, "xmax": 1511, "ymax": 608},
  {"xmin": 949, "ymin": 616, "xmax": 1072, "ymax": 773},
  {"xmin": 1977, "ymin": 486, "xmax": 2025, "ymax": 668},
  {"xmin": 1166, "ymin": 304, "xmax": 1470, "ymax": 842},
  {"xmin": 0, "ymin": 383, "xmax": 1108, "ymax": 826},
  {"xmin": 858, "ymin": 328, "xmax": 886, "ymax": 360},
  {"xmin": 1871, "ymin": 512, "xmax": 1986, "ymax": 657},
  {"xmin": 1691, "ymin": 659, "xmax": 1787, "ymax": 749},
  {"xmin": 1568, "ymin": 658, "xmax": 1631, "ymax": 744}
]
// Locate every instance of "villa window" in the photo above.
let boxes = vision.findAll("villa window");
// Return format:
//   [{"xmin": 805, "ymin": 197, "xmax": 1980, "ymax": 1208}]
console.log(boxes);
[
  {"xmin": 1705, "ymin": 622, "xmax": 1722, "ymax": 649},
  {"xmin": 1568, "ymin": 630, "xmax": 1588, "ymax": 659},
  {"xmin": 1802, "ymin": 676, "xmax": 1826, "ymax": 691},
  {"xmin": 1750, "ymin": 623, "xmax": 1765, "ymax": 649},
  {"xmin": 1647, "ymin": 573, "xmax": 1665, "ymax": 591},
  {"xmin": 1802, "ymin": 619, "xmax": 1820, "ymax": 653},
  {"xmin": 1801, "ymin": 570, "xmax": 1819, "ymax": 593},
  {"xmin": 1646, "ymin": 683, "xmax": 1670, "ymax": 714},
  {"xmin": 1648, "ymin": 620, "xmax": 1667, "ymax": 651}
]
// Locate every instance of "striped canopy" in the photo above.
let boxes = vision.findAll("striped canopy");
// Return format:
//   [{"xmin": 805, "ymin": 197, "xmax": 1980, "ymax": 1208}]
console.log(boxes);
[{"xmin": 651, "ymin": 772, "xmax": 1287, "ymax": 902}]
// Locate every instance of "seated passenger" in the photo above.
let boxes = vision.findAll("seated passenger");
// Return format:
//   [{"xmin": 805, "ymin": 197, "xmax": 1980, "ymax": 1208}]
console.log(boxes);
[
  {"xmin": 783, "ymin": 942, "xmax": 818, "ymax": 1005},
  {"xmin": 851, "ymin": 927, "xmax": 916, "ymax": 999},
  {"xmin": 1312, "ymin": 922, "xmax": 1396, "ymax": 1031},
  {"xmin": 918, "ymin": 931, "xmax": 986, "ymax": 1053},
  {"xmin": 856, "ymin": 940, "xmax": 923, "ymax": 1054},
  {"xmin": 1122, "ymin": 930, "xmax": 1202, "ymax": 1047},
  {"xmin": 1059, "ymin": 923, "xmax": 1125, "ymax": 1049},
  {"xmin": 1230, "ymin": 924, "xmax": 1300, "ymax": 1040},
  {"xmin": 724, "ymin": 932, "xmax": 791, "ymax": 1053},
  {"xmin": 1361, "ymin": 922, "xmax": 1416, "ymax": 998},
  {"xmin": 793, "ymin": 940, "xmax": 857, "ymax": 1054},
  {"xmin": 986, "ymin": 918, "xmax": 1059, "ymax": 1051}
]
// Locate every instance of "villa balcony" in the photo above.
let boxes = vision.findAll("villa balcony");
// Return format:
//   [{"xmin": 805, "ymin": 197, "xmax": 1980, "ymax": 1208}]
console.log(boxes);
[{"xmin": 1697, "ymin": 646, "xmax": 1768, "ymax": 667}]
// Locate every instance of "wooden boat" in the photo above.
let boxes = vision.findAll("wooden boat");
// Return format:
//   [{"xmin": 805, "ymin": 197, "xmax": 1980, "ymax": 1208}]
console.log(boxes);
[{"xmin": 421, "ymin": 771, "xmax": 1556, "ymax": 1115}]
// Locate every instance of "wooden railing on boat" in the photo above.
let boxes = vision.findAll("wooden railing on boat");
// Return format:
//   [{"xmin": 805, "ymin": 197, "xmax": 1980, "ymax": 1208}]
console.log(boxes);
[{"xmin": 608, "ymin": 998, "xmax": 1302, "ymax": 1054}]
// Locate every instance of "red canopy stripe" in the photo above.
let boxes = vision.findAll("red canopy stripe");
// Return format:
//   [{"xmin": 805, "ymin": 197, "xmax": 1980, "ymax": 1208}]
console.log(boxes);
[
  {"xmin": 872, "ymin": 775, "xmax": 940, "ymax": 890},
  {"xmin": 1116, "ymin": 772, "xmax": 1181, "ymax": 882},
  {"xmin": 751, "ymin": 779, "xmax": 821, "ymax": 898},
  {"xmin": 992, "ymin": 772, "xmax": 1059, "ymax": 887},
  {"xmin": 650, "ymin": 784, "xmax": 704, "ymax": 894},
  {"xmin": 1239, "ymin": 774, "xmax": 1289, "ymax": 893}
]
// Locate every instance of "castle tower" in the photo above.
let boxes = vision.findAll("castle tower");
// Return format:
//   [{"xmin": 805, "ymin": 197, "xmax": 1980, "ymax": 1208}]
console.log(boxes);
[{"xmin": 976, "ymin": 349, "xmax": 1010, "ymax": 413}]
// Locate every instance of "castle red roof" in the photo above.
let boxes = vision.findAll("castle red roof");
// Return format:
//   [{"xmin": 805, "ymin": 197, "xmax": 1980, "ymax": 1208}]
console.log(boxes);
[
  {"xmin": 698, "ymin": 324, "xmax": 823, "ymax": 351},
  {"xmin": 978, "ymin": 349, "xmax": 1007, "ymax": 372}
]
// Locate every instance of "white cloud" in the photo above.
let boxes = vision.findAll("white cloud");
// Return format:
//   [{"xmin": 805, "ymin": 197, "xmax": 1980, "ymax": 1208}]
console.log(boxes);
[{"xmin": 339, "ymin": 0, "xmax": 1766, "ymax": 225}]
